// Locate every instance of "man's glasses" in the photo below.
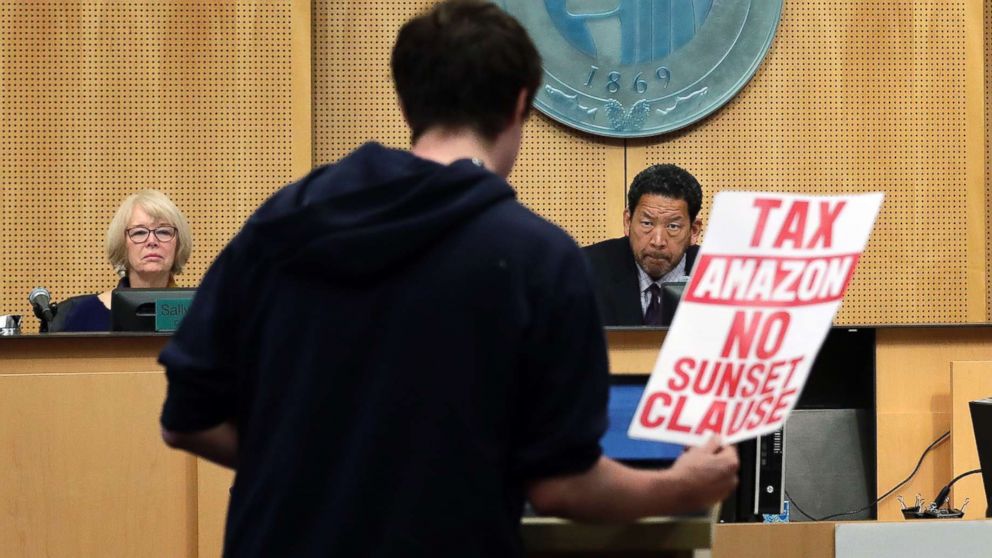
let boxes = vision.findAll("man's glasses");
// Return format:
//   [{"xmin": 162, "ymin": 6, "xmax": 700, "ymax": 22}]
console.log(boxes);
[{"xmin": 126, "ymin": 226, "xmax": 177, "ymax": 243}]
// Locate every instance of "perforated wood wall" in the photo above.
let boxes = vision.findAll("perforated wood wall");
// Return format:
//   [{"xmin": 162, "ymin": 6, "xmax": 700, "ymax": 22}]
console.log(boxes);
[
  {"xmin": 2, "ymin": 1, "xmax": 989, "ymax": 329},
  {"xmin": 312, "ymin": 1, "xmax": 424, "ymax": 161},
  {"xmin": 314, "ymin": 0, "xmax": 987, "ymax": 325},
  {"xmin": 312, "ymin": 1, "xmax": 623, "ymax": 247},
  {"xmin": 629, "ymin": 0, "xmax": 986, "ymax": 325},
  {"xmin": 0, "ymin": 1, "xmax": 310, "ymax": 332},
  {"xmin": 986, "ymin": 0, "xmax": 992, "ymax": 321}
]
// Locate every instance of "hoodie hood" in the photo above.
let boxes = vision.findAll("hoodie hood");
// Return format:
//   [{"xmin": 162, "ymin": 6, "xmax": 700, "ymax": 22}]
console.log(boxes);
[{"xmin": 246, "ymin": 143, "xmax": 515, "ymax": 282}]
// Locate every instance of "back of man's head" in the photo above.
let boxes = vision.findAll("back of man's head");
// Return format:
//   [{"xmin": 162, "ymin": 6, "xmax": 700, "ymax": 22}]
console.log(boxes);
[
  {"xmin": 391, "ymin": 0, "xmax": 542, "ymax": 143},
  {"xmin": 627, "ymin": 164, "xmax": 703, "ymax": 221}
]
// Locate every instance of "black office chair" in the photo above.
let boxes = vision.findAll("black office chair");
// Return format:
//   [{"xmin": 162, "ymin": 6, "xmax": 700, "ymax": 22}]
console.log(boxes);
[{"xmin": 45, "ymin": 294, "xmax": 94, "ymax": 333}]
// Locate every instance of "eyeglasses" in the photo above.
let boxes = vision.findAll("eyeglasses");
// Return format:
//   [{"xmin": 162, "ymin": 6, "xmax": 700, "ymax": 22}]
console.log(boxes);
[{"xmin": 126, "ymin": 226, "xmax": 177, "ymax": 243}]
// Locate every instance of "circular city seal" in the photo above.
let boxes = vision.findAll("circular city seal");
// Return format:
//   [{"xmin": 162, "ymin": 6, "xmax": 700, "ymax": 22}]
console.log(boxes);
[{"xmin": 494, "ymin": 0, "xmax": 783, "ymax": 138}]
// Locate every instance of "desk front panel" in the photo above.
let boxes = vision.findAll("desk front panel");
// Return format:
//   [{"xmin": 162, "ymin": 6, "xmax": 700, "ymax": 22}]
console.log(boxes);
[{"xmin": 0, "ymin": 335, "xmax": 195, "ymax": 557}]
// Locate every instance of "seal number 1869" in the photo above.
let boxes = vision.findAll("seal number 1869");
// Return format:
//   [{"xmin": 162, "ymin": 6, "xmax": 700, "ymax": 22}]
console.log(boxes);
[{"xmin": 585, "ymin": 66, "xmax": 672, "ymax": 93}]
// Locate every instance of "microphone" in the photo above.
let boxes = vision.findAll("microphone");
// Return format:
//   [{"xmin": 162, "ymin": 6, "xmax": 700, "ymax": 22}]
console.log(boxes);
[{"xmin": 28, "ymin": 287, "xmax": 56, "ymax": 325}]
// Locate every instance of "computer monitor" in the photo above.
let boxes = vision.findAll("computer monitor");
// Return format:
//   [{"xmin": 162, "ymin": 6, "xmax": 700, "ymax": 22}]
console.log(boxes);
[
  {"xmin": 970, "ymin": 397, "xmax": 992, "ymax": 518},
  {"xmin": 110, "ymin": 288, "xmax": 196, "ymax": 332},
  {"xmin": 522, "ymin": 375, "xmax": 683, "ymax": 517},
  {"xmin": 659, "ymin": 281, "xmax": 687, "ymax": 327},
  {"xmin": 601, "ymin": 375, "xmax": 683, "ymax": 467}
]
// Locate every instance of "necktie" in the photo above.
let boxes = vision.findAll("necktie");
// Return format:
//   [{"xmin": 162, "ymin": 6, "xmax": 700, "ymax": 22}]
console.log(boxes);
[{"xmin": 643, "ymin": 283, "xmax": 662, "ymax": 326}]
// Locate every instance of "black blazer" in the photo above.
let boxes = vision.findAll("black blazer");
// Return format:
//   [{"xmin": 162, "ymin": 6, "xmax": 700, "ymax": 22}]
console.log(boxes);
[{"xmin": 583, "ymin": 237, "xmax": 699, "ymax": 326}]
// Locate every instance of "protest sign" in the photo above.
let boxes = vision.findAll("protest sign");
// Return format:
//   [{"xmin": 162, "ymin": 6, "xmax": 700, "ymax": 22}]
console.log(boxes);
[{"xmin": 628, "ymin": 192, "xmax": 884, "ymax": 446}]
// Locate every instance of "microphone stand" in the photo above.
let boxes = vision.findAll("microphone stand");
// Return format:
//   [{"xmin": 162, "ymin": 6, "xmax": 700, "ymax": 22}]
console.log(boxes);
[{"xmin": 32, "ymin": 301, "xmax": 57, "ymax": 333}]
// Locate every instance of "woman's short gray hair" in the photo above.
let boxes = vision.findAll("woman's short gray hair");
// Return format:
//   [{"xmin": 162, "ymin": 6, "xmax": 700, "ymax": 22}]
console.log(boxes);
[{"xmin": 105, "ymin": 190, "xmax": 193, "ymax": 277}]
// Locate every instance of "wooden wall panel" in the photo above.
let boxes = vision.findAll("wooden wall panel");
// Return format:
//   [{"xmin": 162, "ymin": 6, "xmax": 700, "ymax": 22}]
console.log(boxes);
[
  {"xmin": 198, "ymin": 460, "xmax": 235, "ymax": 558},
  {"xmin": 314, "ymin": 0, "xmax": 991, "ymax": 324},
  {"xmin": 312, "ymin": 0, "xmax": 427, "ymax": 162},
  {"xmin": 986, "ymin": 0, "xmax": 992, "ymax": 322},
  {"xmin": 875, "ymin": 327, "xmax": 992, "ymax": 520},
  {"xmin": 510, "ymin": 119, "xmax": 624, "ymax": 245},
  {"xmin": 605, "ymin": 329, "xmax": 667, "ymax": 375},
  {"xmin": 0, "ymin": 369, "xmax": 190, "ymax": 557},
  {"xmin": 712, "ymin": 523, "xmax": 836, "ymax": 558},
  {"xmin": 629, "ymin": 0, "xmax": 985, "ymax": 325},
  {"xmin": 1, "ymin": 1, "xmax": 988, "ymax": 327},
  {"xmin": 0, "ymin": 1, "xmax": 311, "ymax": 333}
]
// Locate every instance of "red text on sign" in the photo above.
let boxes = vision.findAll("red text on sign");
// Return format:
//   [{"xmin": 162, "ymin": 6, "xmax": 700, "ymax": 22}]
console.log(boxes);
[
  {"xmin": 750, "ymin": 198, "xmax": 846, "ymax": 249},
  {"xmin": 687, "ymin": 254, "xmax": 859, "ymax": 307}
]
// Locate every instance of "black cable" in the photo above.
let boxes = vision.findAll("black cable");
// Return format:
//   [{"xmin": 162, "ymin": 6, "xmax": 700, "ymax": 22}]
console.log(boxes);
[
  {"xmin": 931, "ymin": 468, "xmax": 983, "ymax": 510},
  {"xmin": 787, "ymin": 430, "xmax": 949, "ymax": 521},
  {"xmin": 784, "ymin": 489, "xmax": 817, "ymax": 521},
  {"xmin": 946, "ymin": 468, "xmax": 983, "ymax": 487}
]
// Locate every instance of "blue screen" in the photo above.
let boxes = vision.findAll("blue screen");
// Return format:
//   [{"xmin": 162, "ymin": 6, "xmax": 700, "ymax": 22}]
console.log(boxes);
[{"xmin": 601, "ymin": 384, "xmax": 683, "ymax": 461}]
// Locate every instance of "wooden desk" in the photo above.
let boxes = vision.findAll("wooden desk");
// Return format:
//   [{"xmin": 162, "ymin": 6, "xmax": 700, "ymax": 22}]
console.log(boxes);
[
  {"xmin": 0, "ymin": 334, "xmax": 711, "ymax": 557},
  {"xmin": 714, "ymin": 519, "xmax": 992, "ymax": 558},
  {"xmin": 523, "ymin": 516, "xmax": 709, "ymax": 557},
  {"xmin": 713, "ymin": 522, "xmax": 836, "ymax": 558},
  {"xmin": 0, "ymin": 334, "xmax": 191, "ymax": 557},
  {"xmin": 3, "ymin": 327, "xmax": 992, "ymax": 556}
]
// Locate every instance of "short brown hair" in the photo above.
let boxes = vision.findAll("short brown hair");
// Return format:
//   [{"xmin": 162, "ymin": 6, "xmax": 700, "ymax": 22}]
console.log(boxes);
[{"xmin": 391, "ymin": 0, "xmax": 542, "ymax": 142}]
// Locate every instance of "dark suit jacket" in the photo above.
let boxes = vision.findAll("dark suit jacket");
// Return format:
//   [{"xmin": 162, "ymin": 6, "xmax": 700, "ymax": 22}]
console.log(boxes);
[{"xmin": 583, "ymin": 237, "xmax": 699, "ymax": 326}]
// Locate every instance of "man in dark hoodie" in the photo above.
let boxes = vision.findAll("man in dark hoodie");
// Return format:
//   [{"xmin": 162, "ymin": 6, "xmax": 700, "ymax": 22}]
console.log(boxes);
[{"xmin": 159, "ymin": 1, "xmax": 738, "ymax": 556}]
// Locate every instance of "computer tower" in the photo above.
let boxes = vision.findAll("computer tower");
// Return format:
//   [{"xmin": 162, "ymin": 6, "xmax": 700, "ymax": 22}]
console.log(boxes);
[
  {"xmin": 719, "ymin": 428, "xmax": 786, "ymax": 522},
  {"xmin": 756, "ymin": 428, "xmax": 786, "ymax": 514}
]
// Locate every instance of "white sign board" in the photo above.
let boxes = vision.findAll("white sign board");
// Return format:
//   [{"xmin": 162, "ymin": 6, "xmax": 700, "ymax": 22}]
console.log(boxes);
[{"xmin": 629, "ymin": 192, "xmax": 884, "ymax": 446}]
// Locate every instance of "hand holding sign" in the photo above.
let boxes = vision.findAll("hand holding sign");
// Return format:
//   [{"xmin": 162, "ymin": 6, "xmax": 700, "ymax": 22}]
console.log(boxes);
[
  {"xmin": 667, "ymin": 437, "xmax": 741, "ymax": 511},
  {"xmin": 629, "ymin": 192, "xmax": 884, "ymax": 446}
]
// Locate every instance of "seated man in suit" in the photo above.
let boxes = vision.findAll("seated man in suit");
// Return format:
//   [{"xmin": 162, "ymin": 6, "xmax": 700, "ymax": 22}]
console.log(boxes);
[{"xmin": 584, "ymin": 164, "xmax": 703, "ymax": 326}]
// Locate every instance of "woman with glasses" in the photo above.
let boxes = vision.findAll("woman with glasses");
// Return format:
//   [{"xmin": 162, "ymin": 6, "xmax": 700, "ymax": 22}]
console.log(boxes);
[{"xmin": 55, "ymin": 189, "xmax": 193, "ymax": 332}]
